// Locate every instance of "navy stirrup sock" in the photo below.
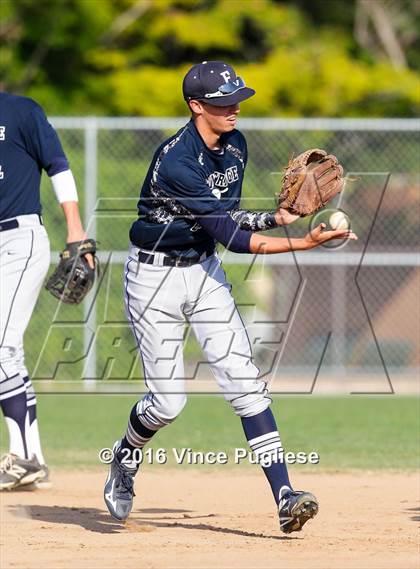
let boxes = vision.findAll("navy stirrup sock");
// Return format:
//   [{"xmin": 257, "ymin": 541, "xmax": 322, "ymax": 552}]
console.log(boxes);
[{"xmin": 241, "ymin": 408, "xmax": 292, "ymax": 505}]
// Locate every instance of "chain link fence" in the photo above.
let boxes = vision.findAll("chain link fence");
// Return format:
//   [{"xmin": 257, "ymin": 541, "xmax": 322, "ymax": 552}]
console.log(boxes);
[{"xmin": 31, "ymin": 118, "xmax": 419, "ymax": 391}]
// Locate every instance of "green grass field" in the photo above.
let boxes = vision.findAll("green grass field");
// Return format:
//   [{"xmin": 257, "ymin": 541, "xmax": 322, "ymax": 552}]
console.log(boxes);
[{"xmin": 1, "ymin": 395, "xmax": 418, "ymax": 471}]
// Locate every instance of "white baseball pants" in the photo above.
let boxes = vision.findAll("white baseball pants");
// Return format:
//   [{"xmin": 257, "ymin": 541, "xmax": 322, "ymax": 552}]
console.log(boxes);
[
  {"xmin": 124, "ymin": 246, "xmax": 271, "ymax": 431},
  {"xmin": 0, "ymin": 215, "xmax": 50, "ymax": 388}
]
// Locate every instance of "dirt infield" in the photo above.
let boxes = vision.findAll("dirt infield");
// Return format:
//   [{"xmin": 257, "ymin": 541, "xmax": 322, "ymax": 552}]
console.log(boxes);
[{"xmin": 1, "ymin": 470, "xmax": 419, "ymax": 569}]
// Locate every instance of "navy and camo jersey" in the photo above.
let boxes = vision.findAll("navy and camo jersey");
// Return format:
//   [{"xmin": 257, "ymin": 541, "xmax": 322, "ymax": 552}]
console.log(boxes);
[
  {"xmin": 130, "ymin": 120, "xmax": 276, "ymax": 257},
  {"xmin": 0, "ymin": 92, "xmax": 69, "ymax": 220}
]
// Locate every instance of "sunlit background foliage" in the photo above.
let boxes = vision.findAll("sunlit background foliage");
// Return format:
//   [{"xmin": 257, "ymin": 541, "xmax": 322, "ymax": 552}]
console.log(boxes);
[{"xmin": 1, "ymin": 0, "xmax": 419, "ymax": 116}]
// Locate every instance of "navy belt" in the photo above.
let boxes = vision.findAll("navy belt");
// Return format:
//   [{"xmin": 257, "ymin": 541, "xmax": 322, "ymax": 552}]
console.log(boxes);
[
  {"xmin": 138, "ymin": 250, "xmax": 212, "ymax": 267},
  {"xmin": 0, "ymin": 219, "xmax": 19, "ymax": 232},
  {"xmin": 0, "ymin": 214, "xmax": 43, "ymax": 232}
]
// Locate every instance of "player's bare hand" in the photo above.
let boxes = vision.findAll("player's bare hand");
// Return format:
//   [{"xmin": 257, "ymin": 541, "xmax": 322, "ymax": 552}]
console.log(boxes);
[
  {"xmin": 66, "ymin": 231, "xmax": 95, "ymax": 269},
  {"xmin": 304, "ymin": 223, "xmax": 358, "ymax": 248},
  {"xmin": 84, "ymin": 253, "xmax": 95, "ymax": 269},
  {"xmin": 275, "ymin": 208, "xmax": 300, "ymax": 226}
]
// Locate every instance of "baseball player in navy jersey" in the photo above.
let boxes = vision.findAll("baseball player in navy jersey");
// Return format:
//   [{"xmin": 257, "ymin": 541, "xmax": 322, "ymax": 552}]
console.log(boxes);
[
  {"xmin": 104, "ymin": 61, "xmax": 356, "ymax": 533},
  {"xmin": 0, "ymin": 93, "xmax": 89, "ymax": 490}
]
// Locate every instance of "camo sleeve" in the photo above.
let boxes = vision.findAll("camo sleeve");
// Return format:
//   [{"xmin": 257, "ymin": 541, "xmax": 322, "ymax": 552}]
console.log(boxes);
[{"xmin": 227, "ymin": 209, "xmax": 278, "ymax": 231}]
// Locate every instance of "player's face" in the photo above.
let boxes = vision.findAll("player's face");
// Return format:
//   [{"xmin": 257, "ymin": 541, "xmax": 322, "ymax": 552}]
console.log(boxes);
[{"xmin": 194, "ymin": 101, "xmax": 240, "ymax": 134}]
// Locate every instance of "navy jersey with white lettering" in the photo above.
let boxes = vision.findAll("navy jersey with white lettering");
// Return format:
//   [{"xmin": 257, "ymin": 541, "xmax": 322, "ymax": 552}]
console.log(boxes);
[
  {"xmin": 130, "ymin": 120, "xmax": 276, "ymax": 257},
  {"xmin": 0, "ymin": 92, "xmax": 69, "ymax": 220}
]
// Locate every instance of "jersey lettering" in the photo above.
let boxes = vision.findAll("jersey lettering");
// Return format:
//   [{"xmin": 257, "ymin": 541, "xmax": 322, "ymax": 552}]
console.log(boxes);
[
  {"xmin": 206, "ymin": 166, "xmax": 238, "ymax": 193},
  {"xmin": 1, "ymin": 127, "xmax": 6, "ymax": 181}
]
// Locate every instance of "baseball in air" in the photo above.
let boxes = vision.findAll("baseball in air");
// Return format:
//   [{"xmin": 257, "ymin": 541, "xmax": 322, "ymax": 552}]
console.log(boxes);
[{"xmin": 329, "ymin": 211, "xmax": 350, "ymax": 231}]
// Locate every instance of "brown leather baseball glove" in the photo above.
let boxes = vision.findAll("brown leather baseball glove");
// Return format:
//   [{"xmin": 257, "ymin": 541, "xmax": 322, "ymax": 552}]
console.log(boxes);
[{"xmin": 277, "ymin": 148, "xmax": 344, "ymax": 217}]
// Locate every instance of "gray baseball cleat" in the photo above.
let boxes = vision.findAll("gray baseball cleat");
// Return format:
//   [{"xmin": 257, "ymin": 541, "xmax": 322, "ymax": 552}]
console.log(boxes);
[
  {"xmin": 104, "ymin": 441, "xmax": 137, "ymax": 521},
  {"xmin": 32, "ymin": 464, "xmax": 51, "ymax": 489},
  {"xmin": 278, "ymin": 490, "xmax": 319, "ymax": 534},
  {"xmin": 0, "ymin": 453, "xmax": 50, "ymax": 490}
]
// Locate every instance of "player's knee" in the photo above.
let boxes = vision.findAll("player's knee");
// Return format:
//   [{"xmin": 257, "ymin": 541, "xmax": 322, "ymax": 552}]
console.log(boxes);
[
  {"xmin": 138, "ymin": 392, "xmax": 187, "ymax": 430},
  {"xmin": 157, "ymin": 393, "xmax": 187, "ymax": 424},
  {"xmin": 0, "ymin": 346, "xmax": 19, "ymax": 380},
  {"xmin": 229, "ymin": 391, "xmax": 271, "ymax": 418},
  {"xmin": 14, "ymin": 345, "xmax": 28, "ymax": 378},
  {"xmin": 0, "ymin": 346, "xmax": 25, "ymax": 393},
  {"xmin": 0, "ymin": 345, "xmax": 16, "ymax": 363}
]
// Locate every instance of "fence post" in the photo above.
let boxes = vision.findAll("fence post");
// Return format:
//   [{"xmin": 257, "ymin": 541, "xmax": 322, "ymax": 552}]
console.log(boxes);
[
  {"xmin": 83, "ymin": 118, "xmax": 98, "ymax": 387},
  {"xmin": 332, "ymin": 265, "xmax": 346, "ymax": 377}
]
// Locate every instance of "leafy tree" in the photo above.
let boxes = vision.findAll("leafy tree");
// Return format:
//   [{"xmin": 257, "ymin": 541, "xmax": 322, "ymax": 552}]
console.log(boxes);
[{"xmin": 0, "ymin": 0, "xmax": 418, "ymax": 116}]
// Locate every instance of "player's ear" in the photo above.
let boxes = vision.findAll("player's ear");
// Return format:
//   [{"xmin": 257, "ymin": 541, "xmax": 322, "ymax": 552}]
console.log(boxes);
[{"xmin": 188, "ymin": 99, "xmax": 204, "ymax": 116}]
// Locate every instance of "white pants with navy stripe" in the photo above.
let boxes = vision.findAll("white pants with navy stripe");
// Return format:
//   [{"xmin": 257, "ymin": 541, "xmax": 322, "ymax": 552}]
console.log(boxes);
[
  {"xmin": 124, "ymin": 245, "xmax": 271, "ymax": 431},
  {"xmin": 0, "ymin": 216, "xmax": 50, "ymax": 392}
]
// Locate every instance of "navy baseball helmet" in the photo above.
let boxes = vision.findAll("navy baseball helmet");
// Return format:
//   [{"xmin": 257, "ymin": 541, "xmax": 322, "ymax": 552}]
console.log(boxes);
[{"xmin": 182, "ymin": 61, "xmax": 255, "ymax": 107}]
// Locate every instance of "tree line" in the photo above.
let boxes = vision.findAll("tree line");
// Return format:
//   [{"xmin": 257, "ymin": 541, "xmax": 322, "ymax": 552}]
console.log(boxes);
[{"xmin": 1, "ymin": 0, "xmax": 419, "ymax": 116}]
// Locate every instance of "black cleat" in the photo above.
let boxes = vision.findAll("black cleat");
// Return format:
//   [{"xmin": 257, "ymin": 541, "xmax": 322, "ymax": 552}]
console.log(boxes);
[
  {"xmin": 278, "ymin": 490, "xmax": 319, "ymax": 534},
  {"xmin": 104, "ymin": 441, "xmax": 137, "ymax": 522}
]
